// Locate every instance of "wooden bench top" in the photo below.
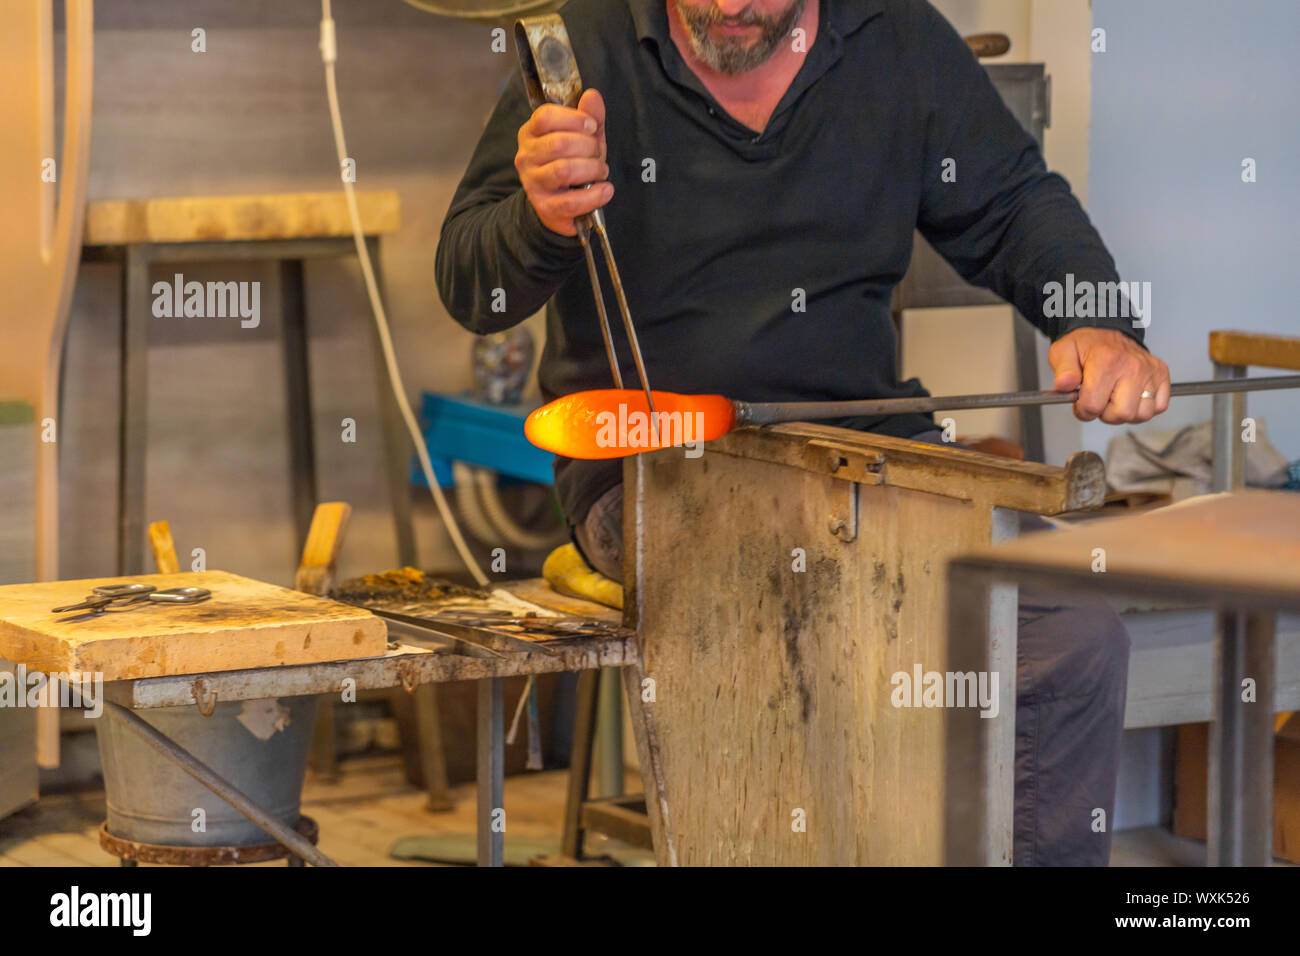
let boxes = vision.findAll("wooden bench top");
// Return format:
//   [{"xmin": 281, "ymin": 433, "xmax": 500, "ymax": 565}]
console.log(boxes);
[
  {"xmin": 951, "ymin": 490, "xmax": 1300, "ymax": 608},
  {"xmin": 1210, "ymin": 330, "xmax": 1300, "ymax": 372},
  {"xmin": 83, "ymin": 190, "xmax": 400, "ymax": 245},
  {"xmin": 710, "ymin": 422, "xmax": 1106, "ymax": 515},
  {"xmin": 0, "ymin": 570, "xmax": 388, "ymax": 681}
]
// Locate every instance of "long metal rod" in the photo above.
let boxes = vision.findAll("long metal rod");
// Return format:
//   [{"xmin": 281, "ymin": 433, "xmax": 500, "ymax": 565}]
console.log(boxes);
[
  {"xmin": 592, "ymin": 215, "xmax": 658, "ymax": 436},
  {"xmin": 103, "ymin": 700, "xmax": 339, "ymax": 867},
  {"xmin": 734, "ymin": 374, "xmax": 1300, "ymax": 426},
  {"xmin": 578, "ymin": 220, "xmax": 623, "ymax": 390}
]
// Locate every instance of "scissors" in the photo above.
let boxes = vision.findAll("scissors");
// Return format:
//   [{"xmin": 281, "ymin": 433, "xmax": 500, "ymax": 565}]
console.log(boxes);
[{"xmin": 52, "ymin": 583, "xmax": 212, "ymax": 615}]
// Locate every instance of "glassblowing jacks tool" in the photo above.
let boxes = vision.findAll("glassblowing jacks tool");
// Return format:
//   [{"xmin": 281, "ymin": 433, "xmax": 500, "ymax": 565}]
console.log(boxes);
[{"xmin": 514, "ymin": 14, "xmax": 658, "ymax": 435}]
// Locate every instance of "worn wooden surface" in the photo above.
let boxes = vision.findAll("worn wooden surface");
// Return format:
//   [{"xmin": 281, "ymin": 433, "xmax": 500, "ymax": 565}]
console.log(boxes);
[
  {"xmin": 955, "ymin": 491, "xmax": 1300, "ymax": 608},
  {"xmin": 0, "ymin": 570, "xmax": 387, "ymax": 680},
  {"xmin": 710, "ymin": 423, "xmax": 1106, "ymax": 514},
  {"xmin": 627, "ymin": 425, "xmax": 1036, "ymax": 864},
  {"xmin": 83, "ymin": 190, "xmax": 400, "ymax": 245},
  {"xmin": 1209, "ymin": 330, "xmax": 1300, "ymax": 372},
  {"xmin": 295, "ymin": 502, "xmax": 351, "ymax": 596},
  {"xmin": 146, "ymin": 521, "xmax": 180, "ymax": 574}
]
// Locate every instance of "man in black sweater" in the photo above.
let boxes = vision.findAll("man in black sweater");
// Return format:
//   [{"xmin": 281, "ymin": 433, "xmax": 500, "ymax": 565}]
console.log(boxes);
[{"xmin": 438, "ymin": 0, "xmax": 1171, "ymax": 864}]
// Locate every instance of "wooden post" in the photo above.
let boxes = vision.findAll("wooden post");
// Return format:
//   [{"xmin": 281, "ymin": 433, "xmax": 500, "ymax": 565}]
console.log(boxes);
[
  {"xmin": 625, "ymin": 424, "xmax": 1104, "ymax": 865},
  {"xmin": 0, "ymin": 1, "xmax": 94, "ymax": 769}
]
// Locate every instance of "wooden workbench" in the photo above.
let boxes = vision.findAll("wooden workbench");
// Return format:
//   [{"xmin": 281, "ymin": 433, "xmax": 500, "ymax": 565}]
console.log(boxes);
[
  {"xmin": 620, "ymin": 423, "xmax": 1105, "ymax": 866},
  {"xmin": 0, "ymin": 571, "xmax": 632, "ymax": 867},
  {"xmin": 946, "ymin": 491, "xmax": 1300, "ymax": 866},
  {"xmin": 0, "ymin": 570, "xmax": 388, "ymax": 680}
]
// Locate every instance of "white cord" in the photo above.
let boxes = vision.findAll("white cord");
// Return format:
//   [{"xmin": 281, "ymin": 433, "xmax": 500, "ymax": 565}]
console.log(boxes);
[
  {"xmin": 471, "ymin": 467, "xmax": 569, "ymax": 550},
  {"xmin": 320, "ymin": 0, "xmax": 488, "ymax": 586}
]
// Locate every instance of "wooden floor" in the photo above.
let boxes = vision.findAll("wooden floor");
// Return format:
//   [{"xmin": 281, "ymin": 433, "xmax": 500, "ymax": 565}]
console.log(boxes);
[
  {"xmin": 0, "ymin": 756, "xmax": 643, "ymax": 867},
  {"xmin": 0, "ymin": 755, "xmax": 1282, "ymax": 866}
]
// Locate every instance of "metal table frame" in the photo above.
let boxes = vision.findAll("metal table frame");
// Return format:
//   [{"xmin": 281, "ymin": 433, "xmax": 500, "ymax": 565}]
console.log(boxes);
[
  {"xmin": 80, "ymin": 236, "xmax": 416, "ymax": 573},
  {"xmin": 945, "ymin": 559, "xmax": 1294, "ymax": 867},
  {"xmin": 98, "ymin": 632, "xmax": 637, "ymax": 867}
]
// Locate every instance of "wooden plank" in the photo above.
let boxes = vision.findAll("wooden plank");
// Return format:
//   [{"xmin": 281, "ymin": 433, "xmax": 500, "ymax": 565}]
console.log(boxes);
[
  {"xmin": 146, "ymin": 520, "xmax": 180, "ymax": 574},
  {"xmin": 711, "ymin": 423, "xmax": 1106, "ymax": 515},
  {"xmin": 1122, "ymin": 610, "xmax": 1300, "ymax": 728},
  {"xmin": 295, "ymin": 502, "xmax": 351, "ymax": 596},
  {"xmin": 1210, "ymin": 331, "xmax": 1300, "ymax": 372},
  {"xmin": 954, "ymin": 491, "xmax": 1300, "ymax": 607},
  {"xmin": 630, "ymin": 440, "xmax": 1004, "ymax": 864},
  {"xmin": 83, "ymin": 191, "xmax": 400, "ymax": 245},
  {"xmin": 105, "ymin": 634, "xmax": 637, "ymax": 710},
  {"xmin": 0, "ymin": 570, "xmax": 387, "ymax": 680},
  {"xmin": 500, "ymin": 577, "xmax": 622, "ymax": 624}
]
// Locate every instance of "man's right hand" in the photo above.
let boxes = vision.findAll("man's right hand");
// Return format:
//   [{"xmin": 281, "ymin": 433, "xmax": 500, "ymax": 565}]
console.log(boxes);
[{"xmin": 515, "ymin": 88, "xmax": 612, "ymax": 237}]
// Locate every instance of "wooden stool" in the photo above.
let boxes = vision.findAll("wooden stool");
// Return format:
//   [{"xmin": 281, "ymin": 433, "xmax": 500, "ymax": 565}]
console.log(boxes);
[{"xmin": 80, "ymin": 191, "xmax": 415, "ymax": 573}]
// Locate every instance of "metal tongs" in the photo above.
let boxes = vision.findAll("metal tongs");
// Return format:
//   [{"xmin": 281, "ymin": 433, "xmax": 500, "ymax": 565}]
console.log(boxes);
[
  {"xmin": 52, "ymin": 583, "xmax": 212, "ymax": 615},
  {"xmin": 515, "ymin": 15, "xmax": 658, "ymax": 432}
]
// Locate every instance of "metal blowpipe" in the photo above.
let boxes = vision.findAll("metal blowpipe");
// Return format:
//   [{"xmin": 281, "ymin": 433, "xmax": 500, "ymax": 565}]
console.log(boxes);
[{"xmin": 731, "ymin": 374, "xmax": 1300, "ymax": 426}]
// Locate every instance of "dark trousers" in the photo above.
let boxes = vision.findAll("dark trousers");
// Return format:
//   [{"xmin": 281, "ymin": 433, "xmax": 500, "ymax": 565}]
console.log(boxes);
[{"xmin": 573, "ymin": 466, "xmax": 1131, "ymax": 866}]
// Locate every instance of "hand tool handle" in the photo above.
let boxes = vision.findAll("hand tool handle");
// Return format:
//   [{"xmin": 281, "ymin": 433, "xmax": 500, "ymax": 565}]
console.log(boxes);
[
  {"xmin": 964, "ymin": 33, "xmax": 1011, "ymax": 58},
  {"xmin": 515, "ymin": 16, "xmax": 601, "ymax": 237}
]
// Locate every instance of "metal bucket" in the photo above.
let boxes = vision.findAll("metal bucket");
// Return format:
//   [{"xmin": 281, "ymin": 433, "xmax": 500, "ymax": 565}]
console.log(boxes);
[{"xmin": 96, "ymin": 695, "xmax": 318, "ymax": 847}]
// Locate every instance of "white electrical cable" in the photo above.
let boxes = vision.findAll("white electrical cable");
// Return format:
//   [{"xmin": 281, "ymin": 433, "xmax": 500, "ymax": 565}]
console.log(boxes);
[
  {"xmin": 451, "ymin": 461, "xmax": 506, "ymax": 544},
  {"xmin": 320, "ymin": 0, "xmax": 489, "ymax": 586},
  {"xmin": 471, "ymin": 466, "xmax": 569, "ymax": 550}
]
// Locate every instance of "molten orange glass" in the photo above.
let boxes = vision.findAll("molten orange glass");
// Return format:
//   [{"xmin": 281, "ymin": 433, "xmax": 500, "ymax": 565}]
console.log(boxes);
[{"xmin": 525, "ymin": 389, "xmax": 737, "ymax": 459}]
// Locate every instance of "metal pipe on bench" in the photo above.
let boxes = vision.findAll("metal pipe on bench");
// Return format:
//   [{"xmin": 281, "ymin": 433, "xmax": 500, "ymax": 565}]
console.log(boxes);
[{"xmin": 104, "ymin": 700, "xmax": 338, "ymax": 868}]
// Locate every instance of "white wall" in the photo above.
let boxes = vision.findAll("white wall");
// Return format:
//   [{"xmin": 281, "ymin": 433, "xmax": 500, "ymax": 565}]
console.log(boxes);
[
  {"xmin": 58, "ymin": 0, "xmax": 531, "ymax": 586},
  {"xmin": 1087, "ymin": 0, "xmax": 1300, "ymax": 462}
]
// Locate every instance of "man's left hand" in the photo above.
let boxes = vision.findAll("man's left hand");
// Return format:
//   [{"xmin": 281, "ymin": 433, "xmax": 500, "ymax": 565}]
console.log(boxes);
[{"xmin": 1048, "ymin": 327, "xmax": 1171, "ymax": 424}]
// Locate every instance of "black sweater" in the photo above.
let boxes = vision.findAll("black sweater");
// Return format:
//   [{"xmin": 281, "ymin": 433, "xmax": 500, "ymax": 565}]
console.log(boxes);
[{"xmin": 437, "ymin": 0, "xmax": 1140, "ymax": 525}]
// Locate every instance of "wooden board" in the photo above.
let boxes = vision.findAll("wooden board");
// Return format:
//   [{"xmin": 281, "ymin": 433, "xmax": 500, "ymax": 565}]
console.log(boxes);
[
  {"xmin": 710, "ymin": 422, "xmax": 1105, "ymax": 515},
  {"xmin": 83, "ymin": 190, "xmax": 400, "ymax": 245},
  {"xmin": 1210, "ymin": 330, "xmax": 1300, "ymax": 372},
  {"xmin": 954, "ymin": 491, "xmax": 1300, "ymax": 608},
  {"xmin": 626, "ymin": 434, "xmax": 1019, "ymax": 865},
  {"xmin": 0, "ymin": 570, "xmax": 387, "ymax": 681}
]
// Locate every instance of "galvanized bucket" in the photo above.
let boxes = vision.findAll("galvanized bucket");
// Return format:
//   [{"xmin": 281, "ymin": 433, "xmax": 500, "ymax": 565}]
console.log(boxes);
[{"xmin": 96, "ymin": 695, "xmax": 318, "ymax": 847}]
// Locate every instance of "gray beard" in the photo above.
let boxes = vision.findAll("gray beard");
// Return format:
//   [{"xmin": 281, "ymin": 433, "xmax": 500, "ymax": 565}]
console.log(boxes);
[{"xmin": 674, "ymin": 0, "xmax": 808, "ymax": 75}]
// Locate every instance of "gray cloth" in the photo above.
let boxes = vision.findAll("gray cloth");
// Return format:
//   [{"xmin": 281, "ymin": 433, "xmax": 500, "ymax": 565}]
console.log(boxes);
[
  {"xmin": 574, "ymin": 431, "xmax": 1129, "ymax": 866},
  {"xmin": 1105, "ymin": 419, "xmax": 1290, "ymax": 500}
]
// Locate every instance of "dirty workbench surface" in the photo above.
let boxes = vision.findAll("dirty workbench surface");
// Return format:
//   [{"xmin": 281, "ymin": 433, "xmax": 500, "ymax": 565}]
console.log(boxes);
[
  {"xmin": 103, "ymin": 577, "xmax": 636, "ymax": 710},
  {"xmin": 0, "ymin": 570, "xmax": 388, "ymax": 681}
]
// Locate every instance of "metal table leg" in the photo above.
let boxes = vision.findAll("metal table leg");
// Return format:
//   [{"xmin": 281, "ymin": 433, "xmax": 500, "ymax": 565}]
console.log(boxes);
[
  {"xmin": 1208, "ymin": 609, "xmax": 1275, "ymax": 866},
  {"xmin": 280, "ymin": 259, "xmax": 318, "ymax": 555},
  {"xmin": 363, "ymin": 235, "xmax": 417, "ymax": 567},
  {"xmin": 477, "ymin": 677, "xmax": 505, "ymax": 867},
  {"xmin": 103, "ymin": 700, "xmax": 337, "ymax": 867},
  {"xmin": 943, "ymin": 560, "xmax": 1017, "ymax": 866},
  {"xmin": 596, "ymin": 666, "xmax": 624, "ymax": 797},
  {"xmin": 118, "ymin": 244, "xmax": 153, "ymax": 575},
  {"xmin": 1212, "ymin": 362, "xmax": 1247, "ymax": 492}
]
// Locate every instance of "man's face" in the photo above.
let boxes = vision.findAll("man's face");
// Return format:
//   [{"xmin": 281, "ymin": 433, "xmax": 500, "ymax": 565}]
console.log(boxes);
[{"xmin": 672, "ymin": 0, "xmax": 807, "ymax": 75}]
